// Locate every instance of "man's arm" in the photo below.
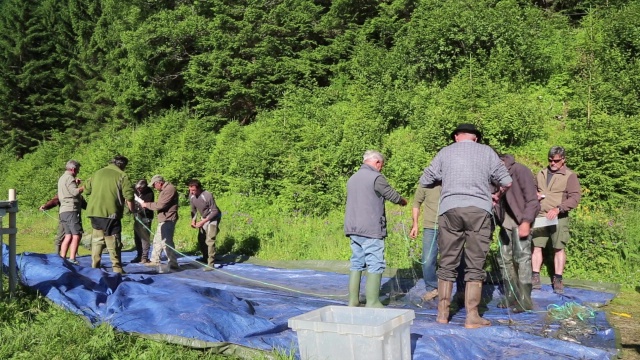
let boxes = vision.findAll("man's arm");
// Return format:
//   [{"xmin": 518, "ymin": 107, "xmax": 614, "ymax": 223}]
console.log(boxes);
[
  {"xmin": 126, "ymin": 200, "xmax": 134, "ymax": 213},
  {"xmin": 409, "ymin": 186, "xmax": 426, "ymax": 239},
  {"xmin": 145, "ymin": 186, "xmax": 173, "ymax": 211},
  {"xmin": 410, "ymin": 207, "xmax": 421, "ymax": 239},
  {"xmin": 419, "ymin": 163, "xmax": 440, "ymax": 188},
  {"xmin": 39, "ymin": 195, "xmax": 60, "ymax": 211},
  {"xmin": 519, "ymin": 165, "xmax": 541, "ymax": 224},
  {"xmin": 374, "ymin": 176, "xmax": 407, "ymax": 206},
  {"xmin": 559, "ymin": 173, "xmax": 581, "ymax": 213}
]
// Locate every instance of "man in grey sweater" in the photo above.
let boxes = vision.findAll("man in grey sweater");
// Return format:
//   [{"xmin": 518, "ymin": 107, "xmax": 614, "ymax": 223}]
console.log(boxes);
[
  {"xmin": 420, "ymin": 124, "xmax": 512, "ymax": 328},
  {"xmin": 344, "ymin": 150, "xmax": 407, "ymax": 307}
]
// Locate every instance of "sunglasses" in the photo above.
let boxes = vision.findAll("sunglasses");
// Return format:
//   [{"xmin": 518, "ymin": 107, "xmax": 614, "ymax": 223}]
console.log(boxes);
[{"xmin": 548, "ymin": 158, "xmax": 564, "ymax": 163}]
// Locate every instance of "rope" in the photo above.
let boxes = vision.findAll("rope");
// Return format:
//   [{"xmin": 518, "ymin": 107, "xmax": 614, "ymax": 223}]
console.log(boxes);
[
  {"xmin": 132, "ymin": 214, "xmax": 349, "ymax": 298},
  {"xmin": 41, "ymin": 209, "xmax": 58, "ymax": 221},
  {"xmin": 547, "ymin": 302, "xmax": 596, "ymax": 322}
]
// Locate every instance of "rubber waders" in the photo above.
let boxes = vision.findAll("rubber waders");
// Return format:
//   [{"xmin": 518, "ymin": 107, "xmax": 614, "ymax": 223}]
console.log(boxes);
[
  {"xmin": 436, "ymin": 279, "xmax": 453, "ymax": 324},
  {"xmin": 91, "ymin": 229, "xmax": 105, "ymax": 268},
  {"xmin": 348, "ymin": 271, "xmax": 362, "ymax": 307},
  {"xmin": 464, "ymin": 281, "xmax": 491, "ymax": 329},
  {"xmin": 105, "ymin": 235, "xmax": 123, "ymax": 273},
  {"xmin": 365, "ymin": 272, "xmax": 384, "ymax": 308}
]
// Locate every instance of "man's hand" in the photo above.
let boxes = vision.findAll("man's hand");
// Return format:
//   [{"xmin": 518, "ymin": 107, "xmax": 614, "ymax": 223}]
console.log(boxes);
[
  {"xmin": 491, "ymin": 192, "xmax": 501, "ymax": 206},
  {"xmin": 141, "ymin": 202, "xmax": 148, "ymax": 209},
  {"xmin": 409, "ymin": 225, "xmax": 419, "ymax": 239},
  {"xmin": 537, "ymin": 193, "xmax": 545, "ymax": 201},
  {"xmin": 39, "ymin": 205, "xmax": 45, "ymax": 211},
  {"xmin": 191, "ymin": 220, "xmax": 197, "ymax": 228},
  {"xmin": 398, "ymin": 198, "xmax": 408, "ymax": 206},
  {"xmin": 518, "ymin": 222, "xmax": 531, "ymax": 238},
  {"xmin": 546, "ymin": 207, "xmax": 560, "ymax": 220}
]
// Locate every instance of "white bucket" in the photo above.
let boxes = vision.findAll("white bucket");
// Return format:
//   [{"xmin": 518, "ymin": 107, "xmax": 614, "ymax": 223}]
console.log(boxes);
[{"xmin": 157, "ymin": 263, "xmax": 170, "ymax": 273}]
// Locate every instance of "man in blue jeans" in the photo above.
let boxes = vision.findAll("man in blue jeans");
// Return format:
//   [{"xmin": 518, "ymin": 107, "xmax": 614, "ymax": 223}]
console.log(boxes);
[
  {"xmin": 410, "ymin": 184, "xmax": 466, "ymax": 302},
  {"xmin": 344, "ymin": 150, "xmax": 407, "ymax": 307}
]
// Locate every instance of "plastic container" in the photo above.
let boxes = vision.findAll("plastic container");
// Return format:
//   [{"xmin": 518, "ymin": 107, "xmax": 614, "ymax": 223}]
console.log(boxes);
[
  {"xmin": 288, "ymin": 306, "xmax": 414, "ymax": 360},
  {"xmin": 157, "ymin": 263, "xmax": 170, "ymax": 273}
]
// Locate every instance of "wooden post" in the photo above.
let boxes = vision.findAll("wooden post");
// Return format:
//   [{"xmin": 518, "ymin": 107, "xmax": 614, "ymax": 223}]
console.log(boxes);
[
  {"xmin": 0, "ymin": 189, "xmax": 18, "ymax": 298},
  {"xmin": 8, "ymin": 189, "xmax": 17, "ymax": 297}
]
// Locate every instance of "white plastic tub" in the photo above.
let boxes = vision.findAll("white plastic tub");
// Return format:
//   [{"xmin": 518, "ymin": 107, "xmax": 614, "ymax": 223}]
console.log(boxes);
[{"xmin": 288, "ymin": 306, "xmax": 414, "ymax": 360}]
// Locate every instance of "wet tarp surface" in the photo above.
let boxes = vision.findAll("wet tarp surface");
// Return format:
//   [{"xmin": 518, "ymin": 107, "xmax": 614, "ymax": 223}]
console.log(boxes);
[{"xmin": 2, "ymin": 243, "xmax": 619, "ymax": 359}]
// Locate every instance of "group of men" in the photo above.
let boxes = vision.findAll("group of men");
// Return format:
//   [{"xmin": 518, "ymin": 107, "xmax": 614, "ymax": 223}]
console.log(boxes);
[
  {"xmin": 46, "ymin": 155, "xmax": 222, "ymax": 273},
  {"xmin": 345, "ymin": 124, "xmax": 581, "ymax": 329}
]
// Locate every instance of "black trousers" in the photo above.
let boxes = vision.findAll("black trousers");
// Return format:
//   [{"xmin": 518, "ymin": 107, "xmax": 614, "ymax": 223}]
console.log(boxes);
[{"xmin": 436, "ymin": 206, "xmax": 493, "ymax": 282}]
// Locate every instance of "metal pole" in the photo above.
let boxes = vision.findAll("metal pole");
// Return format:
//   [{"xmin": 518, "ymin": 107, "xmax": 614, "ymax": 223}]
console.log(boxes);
[{"xmin": 8, "ymin": 189, "xmax": 17, "ymax": 297}]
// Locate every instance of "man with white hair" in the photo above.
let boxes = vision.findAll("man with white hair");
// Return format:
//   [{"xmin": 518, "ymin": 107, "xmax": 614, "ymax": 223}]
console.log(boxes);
[
  {"xmin": 57, "ymin": 160, "xmax": 84, "ymax": 264},
  {"xmin": 344, "ymin": 150, "xmax": 407, "ymax": 307},
  {"xmin": 419, "ymin": 124, "xmax": 512, "ymax": 328}
]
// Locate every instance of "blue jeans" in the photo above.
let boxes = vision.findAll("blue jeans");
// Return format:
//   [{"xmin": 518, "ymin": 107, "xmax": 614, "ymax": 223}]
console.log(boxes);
[
  {"xmin": 349, "ymin": 235, "xmax": 385, "ymax": 274},
  {"xmin": 424, "ymin": 227, "xmax": 466, "ymax": 291},
  {"xmin": 422, "ymin": 228, "xmax": 439, "ymax": 291}
]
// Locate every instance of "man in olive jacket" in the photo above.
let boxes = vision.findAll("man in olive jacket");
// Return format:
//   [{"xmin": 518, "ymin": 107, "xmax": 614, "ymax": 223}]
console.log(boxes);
[
  {"xmin": 142, "ymin": 175, "xmax": 180, "ymax": 270},
  {"xmin": 532, "ymin": 146, "xmax": 581, "ymax": 294},
  {"xmin": 494, "ymin": 154, "xmax": 540, "ymax": 312},
  {"xmin": 84, "ymin": 155, "xmax": 134, "ymax": 274}
]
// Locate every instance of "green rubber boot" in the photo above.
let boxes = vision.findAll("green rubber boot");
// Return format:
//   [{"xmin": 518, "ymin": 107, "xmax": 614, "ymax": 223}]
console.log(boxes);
[
  {"xmin": 348, "ymin": 271, "xmax": 362, "ymax": 307},
  {"xmin": 365, "ymin": 272, "xmax": 384, "ymax": 308}
]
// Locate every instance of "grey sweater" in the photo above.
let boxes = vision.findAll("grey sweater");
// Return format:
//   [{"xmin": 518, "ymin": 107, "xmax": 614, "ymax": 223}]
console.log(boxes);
[
  {"xmin": 344, "ymin": 164, "xmax": 403, "ymax": 239},
  {"xmin": 420, "ymin": 140, "xmax": 512, "ymax": 214}
]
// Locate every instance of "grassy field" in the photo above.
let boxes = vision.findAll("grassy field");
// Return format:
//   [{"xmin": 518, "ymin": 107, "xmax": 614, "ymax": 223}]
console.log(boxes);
[{"xmin": 2, "ymin": 201, "xmax": 639, "ymax": 359}]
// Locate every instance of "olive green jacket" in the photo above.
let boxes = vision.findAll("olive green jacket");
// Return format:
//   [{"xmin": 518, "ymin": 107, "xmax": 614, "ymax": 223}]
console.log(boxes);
[{"xmin": 84, "ymin": 164, "xmax": 134, "ymax": 219}]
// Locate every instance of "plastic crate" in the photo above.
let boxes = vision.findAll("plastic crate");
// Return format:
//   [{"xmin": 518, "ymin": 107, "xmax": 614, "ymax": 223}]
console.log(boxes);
[{"xmin": 288, "ymin": 306, "xmax": 414, "ymax": 360}]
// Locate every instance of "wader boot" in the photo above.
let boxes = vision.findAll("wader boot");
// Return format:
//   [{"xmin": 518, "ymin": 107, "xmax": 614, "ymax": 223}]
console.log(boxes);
[
  {"xmin": 206, "ymin": 221, "xmax": 219, "ymax": 268},
  {"xmin": 436, "ymin": 279, "xmax": 453, "ymax": 324},
  {"xmin": 464, "ymin": 281, "xmax": 491, "ymax": 329},
  {"xmin": 105, "ymin": 234, "xmax": 124, "ymax": 274},
  {"xmin": 513, "ymin": 228, "xmax": 533, "ymax": 310},
  {"xmin": 91, "ymin": 229, "xmax": 105, "ymax": 268},
  {"xmin": 365, "ymin": 272, "xmax": 384, "ymax": 308},
  {"xmin": 348, "ymin": 271, "xmax": 362, "ymax": 307}
]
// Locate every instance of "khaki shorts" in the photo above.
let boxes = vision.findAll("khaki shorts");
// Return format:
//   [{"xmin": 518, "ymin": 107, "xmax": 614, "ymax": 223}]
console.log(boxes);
[{"xmin": 532, "ymin": 216, "xmax": 570, "ymax": 249}]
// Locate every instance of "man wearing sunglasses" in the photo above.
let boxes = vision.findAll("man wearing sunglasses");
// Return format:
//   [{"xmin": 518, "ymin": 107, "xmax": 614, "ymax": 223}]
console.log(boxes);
[{"xmin": 531, "ymin": 146, "xmax": 581, "ymax": 294}]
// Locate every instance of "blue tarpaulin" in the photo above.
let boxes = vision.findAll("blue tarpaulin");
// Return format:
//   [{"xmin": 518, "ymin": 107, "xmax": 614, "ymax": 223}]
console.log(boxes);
[{"xmin": 2, "ymin": 243, "xmax": 619, "ymax": 359}]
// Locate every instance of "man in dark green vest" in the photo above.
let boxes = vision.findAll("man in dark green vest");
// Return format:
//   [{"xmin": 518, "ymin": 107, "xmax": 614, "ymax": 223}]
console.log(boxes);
[{"xmin": 84, "ymin": 155, "xmax": 134, "ymax": 274}]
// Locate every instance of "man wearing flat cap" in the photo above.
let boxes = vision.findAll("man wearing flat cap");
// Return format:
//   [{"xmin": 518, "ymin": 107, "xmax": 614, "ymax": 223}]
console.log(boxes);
[
  {"xmin": 141, "ymin": 175, "xmax": 180, "ymax": 270},
  {"xmin": 419, "ymin": 123, "xmax": 512, "ymax": 328}
]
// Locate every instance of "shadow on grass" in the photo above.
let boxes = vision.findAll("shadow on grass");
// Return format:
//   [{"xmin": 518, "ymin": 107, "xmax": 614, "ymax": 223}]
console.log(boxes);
[
  {"xmin": 216, "ymin": 235, "xmax": 261, "ymax": 265},
  {"xmin": 621, "ymin": 344, "xmax": 640, "ymax": 354}
]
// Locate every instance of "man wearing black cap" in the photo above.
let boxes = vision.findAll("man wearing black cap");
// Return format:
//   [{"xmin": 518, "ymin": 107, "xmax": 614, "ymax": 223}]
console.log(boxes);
[
  {"xmin": 419, "ymin": 123, "xmax": 512, "ymax": 328},
  {"xmin": 132, "ymin": 179, "xmax": 154, "ymax": 264},
  {"xmin": 84, "ymin": 155, "xmax": 134, "ymax": 274}
]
